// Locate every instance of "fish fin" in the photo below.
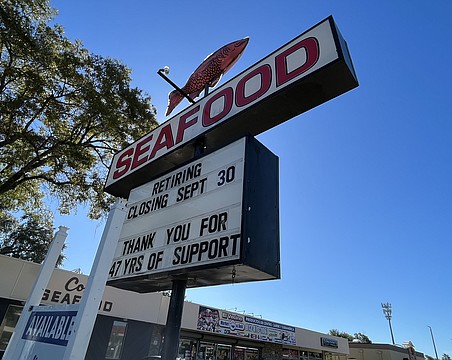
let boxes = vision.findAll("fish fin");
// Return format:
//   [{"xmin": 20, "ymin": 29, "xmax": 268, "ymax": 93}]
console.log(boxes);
[
  {"xmin": 209, "ymin": 74, "xmax": 222, "ymax": 88},
  {"xmin": 189, "ymin": 90, "xmax": 202, "ymax": 100}
]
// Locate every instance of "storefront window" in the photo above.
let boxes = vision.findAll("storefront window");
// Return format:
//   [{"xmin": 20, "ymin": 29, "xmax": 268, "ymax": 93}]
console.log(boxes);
[
  {"xmin": 299, "ymin": 350, "xmax": 323, "ymax": 360},
  {"xmin": 310, "ymin": 352, "xmax": 323, "ymax": 360},
  {"xmin": 244, "ymin": 348, "xmax": 258, "ymax": 360},
  {"xmin": 179, "ymin": 338, "xmax": 197, "ymax": 360},
  {"xmin": 217, "ymin": 344, "xmax": 231, "ymax": 360},
  {"xmin": 197, "ymin": 341, "xmax": 215, "ymax": 360},
  {"xmin": 283, "ymin": 348, "xmax": 299, "ymax": 359},
  {"xmin": 105, "ymin": 320, "xmax": 127, "ymax": 359},
  {"xmin": 148, "ymin": 324, "xmax": 164, "ymax": 356},
  {"xmin": 232, "ymin": 346, "xmax": 259, "ymax": 360},
  {"xmin": 233, "ymin": 346, "xmax": 245, "ymax": 360},
  {"xmin": 0, "ymin": 304, "xmax": 23, "ymax": 351},
  {"xmin": 177, "ymin": 341, "xmax": 258, "ymax": 360}
]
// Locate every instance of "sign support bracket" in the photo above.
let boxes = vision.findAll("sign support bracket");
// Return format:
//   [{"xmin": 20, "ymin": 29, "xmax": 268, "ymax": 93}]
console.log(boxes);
[{"xmin": 157, "ymin": 69, "xmax": 195, "ymax": 104}]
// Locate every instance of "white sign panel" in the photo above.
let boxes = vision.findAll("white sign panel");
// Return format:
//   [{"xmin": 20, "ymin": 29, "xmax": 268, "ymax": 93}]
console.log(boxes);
[{"xmin": 108, "ymin": 138, "xmax": 246, "ymax": 282}]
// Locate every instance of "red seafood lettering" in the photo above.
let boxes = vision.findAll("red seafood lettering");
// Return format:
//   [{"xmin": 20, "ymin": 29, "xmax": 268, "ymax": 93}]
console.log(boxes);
[
  {"xmin": 149, "ymin": 124, "xmax": 175, "ymax": 159},
  {"xmin": 113, "ymin": 148, "xmax": 134, "ymax": 179},
  {"xmin": 132, "ymin": 133, "xmax": 154, "ymax": 169},
  {"xmin": 236, "ymin": 64, "xmax": 272, "ymax": 107},
  {"xmin": 176, "ymin": 106, "xmax": 200, "ymax": 144},
  {"xmin": 202, "ymin": 87, "xmax": 234, "ymax": 127},
  {"xmin": 275, "ymin": 37, "xmax": 319, "ymax": 87}
]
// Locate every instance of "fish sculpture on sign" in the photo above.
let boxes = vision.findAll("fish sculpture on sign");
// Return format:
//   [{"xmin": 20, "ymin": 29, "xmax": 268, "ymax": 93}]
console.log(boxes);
[{"xmin": 165, "ymin": 37, "xmax": 249, "ymax": 116}]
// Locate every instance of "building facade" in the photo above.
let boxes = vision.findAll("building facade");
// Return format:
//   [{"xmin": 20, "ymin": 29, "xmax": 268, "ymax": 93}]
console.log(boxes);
[
  {"xmin": 348, "ymin": 343, "xmax": 424, "ymax": 360},
  {"xmin": 0, "ymin": 255, "xmax": 350, "ymax": 359}
]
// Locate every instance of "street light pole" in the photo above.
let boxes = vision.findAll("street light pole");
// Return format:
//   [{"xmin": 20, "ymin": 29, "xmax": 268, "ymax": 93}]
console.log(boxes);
[
  {"xmin": 381, "ymin": 303, "xmax": 395, "ymax": 345},
  {"xmin": 428, "ymin": 325, "xmax": 439, "ymax": 360}
]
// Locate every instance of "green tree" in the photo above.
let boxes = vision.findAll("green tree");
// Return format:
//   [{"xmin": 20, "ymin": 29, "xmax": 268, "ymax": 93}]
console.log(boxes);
[
  {"xmin": 328, "ymin": 330, "xmax": 372, "ymax": 343},
  {"xmin": 0, "ymin": 0, "xmax": 158, "ymax": 220},
  {"xmin": 0, "ymin": 211, "xmax": 65, "ymax": 265},
  {"xmin": 328, "ymin": 329, "xmax": 354, "ymax": 341},
  {"xmin": 354, "ymin": 332, "xmax": 372, "ymax": 344},
  {"xmin": 426, "ymin": 356, "xmax": 436, "ymax": 360},
  {"xmin": 442, "ymin": 354, "xmax": 451, "ymax": 360}
]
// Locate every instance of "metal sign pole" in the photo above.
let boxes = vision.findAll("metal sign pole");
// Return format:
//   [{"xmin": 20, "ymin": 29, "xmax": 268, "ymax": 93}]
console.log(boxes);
[
  {"xmin": 161, "ymin": 140, "xmax": 205, "ymax": 359},
  {"xmin": 63, "ymin": 199, "xmax": 126, "ymax": 360},
  {"xmin": 3, "ymin": 226, "xmax": 68, "ymax": 360},
  {"xmin": 161, "ymin": 278, "xmax": 187, "ymax": 359}
]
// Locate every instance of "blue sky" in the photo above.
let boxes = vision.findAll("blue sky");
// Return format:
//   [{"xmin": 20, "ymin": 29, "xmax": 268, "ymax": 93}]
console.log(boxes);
[{"xmin": 50, "ymin": 0, "xmax": 451, "ymax": 357}]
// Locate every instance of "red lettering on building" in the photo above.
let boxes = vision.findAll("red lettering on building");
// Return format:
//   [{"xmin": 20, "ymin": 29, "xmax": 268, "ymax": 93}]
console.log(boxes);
[
  {"xmin": 113, "ymin": 148, "xmax": 134, "ymax": 179},
  {"xmin": 202, "ymin": 87, "xmax": 234, "ymax": 127},
  {"xmin": 176, "ymin": 106, "xmax": 200, "ymax": 144},
  {"xmin": 132, "ymin": 133, "xmax": 154, "ymax": 169},
  {"xmin": 275, "ymin": 37, "xmax": 319, "ymax": 87},
  {"xmin": 236, "ymin": 65, "xmax": 272, "ymax": 107},
  {"xmin": 149, "ymin": 124, "xmax": 175, "ymax": 160}
]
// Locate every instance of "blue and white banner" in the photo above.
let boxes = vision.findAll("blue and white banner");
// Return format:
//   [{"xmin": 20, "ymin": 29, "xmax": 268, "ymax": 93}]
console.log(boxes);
[{"xmin": 197, "ymin": 306, "xmax": 296, "ymax": 345}]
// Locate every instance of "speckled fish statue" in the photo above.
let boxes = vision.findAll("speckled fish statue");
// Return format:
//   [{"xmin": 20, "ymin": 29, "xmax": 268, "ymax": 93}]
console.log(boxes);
[{"xmin": 165, "ymin": 37, "xmax": 249, "ymax": 116}]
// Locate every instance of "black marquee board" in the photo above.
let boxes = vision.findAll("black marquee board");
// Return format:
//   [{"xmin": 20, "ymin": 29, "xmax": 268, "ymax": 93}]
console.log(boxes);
[{"xmin": 106, "ymin": 136, "xmax": 280, "ymax": 293}]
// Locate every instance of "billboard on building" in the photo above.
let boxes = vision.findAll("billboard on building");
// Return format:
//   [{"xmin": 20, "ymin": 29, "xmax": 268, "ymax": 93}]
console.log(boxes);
[
  {"xmin": 107, "ymin": 136, "xmax": 279, "ymax": 292},
  {"xmin": 197, "ymin": 306, "xmax": 296, "ymax": 345}
]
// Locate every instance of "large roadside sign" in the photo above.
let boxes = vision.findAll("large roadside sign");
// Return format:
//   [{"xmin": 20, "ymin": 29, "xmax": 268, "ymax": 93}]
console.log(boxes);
[
  {"xmin": 106, "ymin": 136, "xmax": 279, "ymax": 292},
  {"xmin": 104, "ymin": 16, "xmax": 358, "ymax": 199}
]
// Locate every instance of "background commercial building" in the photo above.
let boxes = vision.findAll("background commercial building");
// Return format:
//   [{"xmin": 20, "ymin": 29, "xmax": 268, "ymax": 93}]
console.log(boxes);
[
  {"xmin": 349, "ymin": 343, "xmax": 424, "ymax": 360},
  {"xmin": 0, "ymin": 255, "xmax": 349, "ymax": 360}
]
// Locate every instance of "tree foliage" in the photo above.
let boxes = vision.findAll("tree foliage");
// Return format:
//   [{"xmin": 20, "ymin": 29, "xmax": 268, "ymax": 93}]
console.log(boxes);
[
  {"xmin": 328, "ymin": 330, "xmax": 372, "ymax": 343},
  {"xmin": 353, "ymin": 332, "xmax": 372, "ymax": 344},
  {"xmin": 0, "ymin": 211, "xmax": 64, "ymax": 265},
  {"xmin": 0, "ymin": 0, "xmax": 158, "ymax": 219},
  {"xmin": 329, "ymin": 329, "xmax": 354, "ymax": 341},
  {"xmin": 442, "ymin": 354, "xmax": 451, "ymax": 360}
]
